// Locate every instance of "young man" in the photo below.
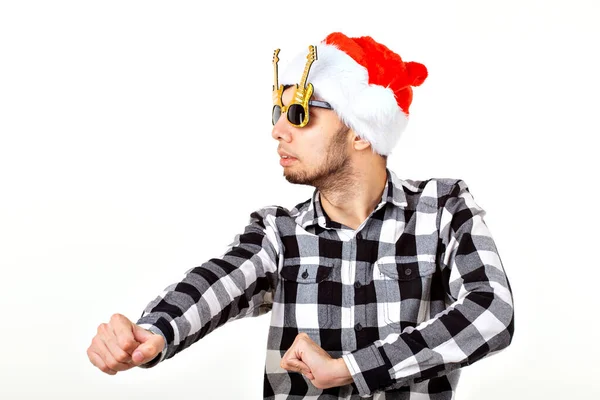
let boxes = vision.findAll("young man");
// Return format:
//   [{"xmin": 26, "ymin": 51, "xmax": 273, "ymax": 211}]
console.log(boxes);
[{"xmin": 87, "ymin": 32, "xmax": 515, "ymax": 399}]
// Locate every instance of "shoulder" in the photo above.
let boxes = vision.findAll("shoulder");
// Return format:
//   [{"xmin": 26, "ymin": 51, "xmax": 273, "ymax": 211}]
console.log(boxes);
[
  {"xmin": 248, "ymin": 197, "xmax": 312, "ymax": 225},
  {"xmin": 399, "ymin": 176, "xmax": 466, "ymax": 209}
]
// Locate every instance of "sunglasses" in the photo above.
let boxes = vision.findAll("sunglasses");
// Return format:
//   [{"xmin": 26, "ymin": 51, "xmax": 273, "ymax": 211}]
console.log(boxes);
[
  {"xmin": 271, "ymin": 99, "xmax": 333, "ymax": 126},
  {"xmin": 272, "ymin": 45, "xmax": 333, "ymax": 128}
]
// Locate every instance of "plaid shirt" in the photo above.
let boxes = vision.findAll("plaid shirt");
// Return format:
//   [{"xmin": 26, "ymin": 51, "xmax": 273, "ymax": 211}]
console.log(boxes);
[{"xmin": 136, "ymin": 168, "xmax": 515, "ymax": 399}]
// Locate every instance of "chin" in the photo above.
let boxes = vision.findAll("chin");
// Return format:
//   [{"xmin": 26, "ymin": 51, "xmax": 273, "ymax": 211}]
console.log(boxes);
[{"xmin": 283, "ymin": 168, "xmax": 314, "ymax": 186}]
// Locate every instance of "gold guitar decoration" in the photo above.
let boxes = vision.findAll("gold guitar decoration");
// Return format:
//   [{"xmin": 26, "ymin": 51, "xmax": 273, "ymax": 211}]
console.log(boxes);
[
  {"xmin": 272, "ymin": 49, "xmax": 284, "ymax": 110},
  {"xmin": 272, "ymin": 45, "xmax": 318, "ymax": 128},
  {"xmin": 291, "ymin": 45, "xmax": 317, "ymax": 127}
]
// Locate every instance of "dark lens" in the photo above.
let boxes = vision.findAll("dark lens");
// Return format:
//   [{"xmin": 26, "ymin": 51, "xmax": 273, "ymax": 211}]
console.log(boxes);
[
  {"xmin": 272, "ymin": 105, "xmax": 281, "ymax": 125},
  {"xmin": 287, "ymin": 104, "xmax": 306, "ymax": 126}
]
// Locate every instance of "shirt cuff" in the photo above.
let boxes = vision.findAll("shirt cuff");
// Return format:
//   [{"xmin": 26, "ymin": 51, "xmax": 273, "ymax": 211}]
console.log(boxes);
[
  {"xmin": 341, "ymin": 344, "xmax": 395, "ymax": 397},
  {"xmin": 136, "ymin": 323, "xmax": 168, "ymax": 369}
]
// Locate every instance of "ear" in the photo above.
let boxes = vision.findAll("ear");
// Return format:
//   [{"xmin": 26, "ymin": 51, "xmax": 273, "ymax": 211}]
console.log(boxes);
[{"xmin": 352, "ymin": 131, "xmax": 371, "ymax": 151}]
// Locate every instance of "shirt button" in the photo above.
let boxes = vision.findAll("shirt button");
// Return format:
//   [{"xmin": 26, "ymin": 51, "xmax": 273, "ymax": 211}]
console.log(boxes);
[
  {"xmin": 404, "ymin": 268, "xmax": 412, "ymax": 276},
  {"xmin": 356, "ymin": 232, "xmax": 362, "ymax": 240},
  {"xmin": 302, "ymin": 270, "xmax": 309, "ymax": 279},
  {"xmin": 354, "ymin": 281, "xmax": 362, "ymax": 289},
  {"xmin": 354, "ymin": 323, "xmax": 363, "ymax": 331}
]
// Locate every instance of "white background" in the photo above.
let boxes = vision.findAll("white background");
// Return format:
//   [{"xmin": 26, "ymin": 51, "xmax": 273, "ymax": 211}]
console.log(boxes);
[{"xmin": 1, "ymin": 1, "xmax": 598, "ymax": 399}]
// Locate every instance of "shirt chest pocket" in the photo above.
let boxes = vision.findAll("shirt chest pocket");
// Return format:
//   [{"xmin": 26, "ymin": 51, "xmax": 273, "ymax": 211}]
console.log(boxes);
[
  {"xmin": 374, "ymin": 255, "xmax": 436, "ymax": 329},
  {"xmin": 279, "ymin": 259, "xmax": 337, "ymax": 330}
]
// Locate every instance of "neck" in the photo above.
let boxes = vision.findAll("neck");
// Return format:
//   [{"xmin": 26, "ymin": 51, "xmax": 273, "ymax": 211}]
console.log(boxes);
[{"xmin": 318, "ymin": 160, "xmax": 388, "ymax": 231}]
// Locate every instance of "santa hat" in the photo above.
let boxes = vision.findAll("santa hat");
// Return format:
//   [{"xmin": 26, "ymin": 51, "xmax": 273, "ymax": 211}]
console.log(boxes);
[{"xmin": 279, "ymin": 32, "xmax": 428, "ymax": 156}]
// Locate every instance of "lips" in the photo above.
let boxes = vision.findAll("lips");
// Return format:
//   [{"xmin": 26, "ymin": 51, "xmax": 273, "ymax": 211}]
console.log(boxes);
[
  {"xmin": 278, "ymin": 149, "xmax": 297, "ymax": 167},
  {"xmin": 280, "ymin": 157, "xmax": 296, "ymax": 167},
  {"xmin": 277, "ymin": 148, "xmax": 297, "ymax": 159}
]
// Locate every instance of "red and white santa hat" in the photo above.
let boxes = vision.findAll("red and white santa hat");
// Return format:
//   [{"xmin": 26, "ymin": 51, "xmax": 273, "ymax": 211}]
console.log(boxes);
[{"xmin": 279, "ymin": 32, "xmax": 428, "ymax": 156}]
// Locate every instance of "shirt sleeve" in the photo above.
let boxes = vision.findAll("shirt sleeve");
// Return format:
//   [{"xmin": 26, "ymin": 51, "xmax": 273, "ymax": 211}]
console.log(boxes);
[
  {"xmin": 135, "ymin": 208, "xmax": 281, "ymax": 368},
  {"xmin": 341, "ymin": 179, "xmax": 515, "ymax": 396}
]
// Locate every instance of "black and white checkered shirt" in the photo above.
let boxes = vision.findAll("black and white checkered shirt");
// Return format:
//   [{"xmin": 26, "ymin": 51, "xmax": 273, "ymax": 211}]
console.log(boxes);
[{"xmin": 137, "ymin": 168, "xmax": 515, "ymax": 399}]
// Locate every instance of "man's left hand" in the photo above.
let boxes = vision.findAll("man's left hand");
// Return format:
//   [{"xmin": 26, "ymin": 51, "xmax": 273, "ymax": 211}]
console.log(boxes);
[{"xmin": 280, "ymin": 332, "xmax": 354, "ymax": 390}]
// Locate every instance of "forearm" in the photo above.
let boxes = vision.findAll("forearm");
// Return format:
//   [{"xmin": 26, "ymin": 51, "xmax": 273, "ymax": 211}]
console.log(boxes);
[
  {"xmin": 135, "ymin": 211, "xmax": 281, "ymax": 367},
  {"xmin": 136, "ymin": 253, "xmax": 277, "ymax": 361},
  {"xmin": 343, "ymin": 285, "xmax": 514, "ymax": 395}
]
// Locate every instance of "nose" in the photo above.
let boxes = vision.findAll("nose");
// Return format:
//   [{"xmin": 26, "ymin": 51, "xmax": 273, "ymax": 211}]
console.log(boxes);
[{"xmin": 271, "ymin": 110, "xmax": 292, "ymax": 143}]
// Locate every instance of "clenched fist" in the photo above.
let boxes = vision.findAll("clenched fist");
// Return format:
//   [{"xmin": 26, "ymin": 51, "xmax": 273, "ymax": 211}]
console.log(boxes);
[
  {"xmin": 280, "ymin": 332, "xmax": 354, "ymax": 390},
  {"xmin": 87, "ymin": 313, "xmax": 165, "ymax": 375}
]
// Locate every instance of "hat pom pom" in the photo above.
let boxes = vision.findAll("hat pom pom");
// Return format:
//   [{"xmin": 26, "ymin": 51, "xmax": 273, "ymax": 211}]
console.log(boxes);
[{"xmin": 405, "ymin": 61, "xmax": 428, "ymax": 87}]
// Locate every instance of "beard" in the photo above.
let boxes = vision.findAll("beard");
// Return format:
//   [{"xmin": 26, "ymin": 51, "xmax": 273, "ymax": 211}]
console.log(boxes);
[{"xmin": 284, "ymin": 125, "xmax": 353, "ymax": 190}]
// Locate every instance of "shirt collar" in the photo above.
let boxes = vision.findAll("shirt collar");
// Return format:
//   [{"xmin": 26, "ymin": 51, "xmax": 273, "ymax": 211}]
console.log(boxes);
[{"xmin": 298, "ymin": 168, "xmax": 408, "ymax": 230}]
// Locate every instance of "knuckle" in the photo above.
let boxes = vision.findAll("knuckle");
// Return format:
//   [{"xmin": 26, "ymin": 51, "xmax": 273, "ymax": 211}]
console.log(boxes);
[
  {"xmin": 110, "ymin": 313, "xmax": 125, "ymax": 322},
  {"xmin": 117, "ymin": 337, "xmax": 136, "ymax": 352},
  {"xmin": 147, "ymin": 344, "xmax": 159, "ymax": 355},
  {"xmin": 91, "ymin": 336, "xmax": 102, "ymax": 347},
  {"xmin": 113, "ymin": 351, "xmax": 129, "ymax": 364}
]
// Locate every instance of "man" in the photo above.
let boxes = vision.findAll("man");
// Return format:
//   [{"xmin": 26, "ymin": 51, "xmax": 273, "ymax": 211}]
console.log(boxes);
[{"xmin": 87, "ymin": 32, "xmax": 515, "ymax": 399}]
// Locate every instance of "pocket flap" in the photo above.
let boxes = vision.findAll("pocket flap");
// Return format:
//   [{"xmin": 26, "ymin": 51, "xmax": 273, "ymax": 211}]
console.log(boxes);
[
  {"xmin": 280, "ymin": 258, "xmax": 335, "ymax": 283},
  {"xmin": 376, "ymin": 255, "xmax": 436, "ymax": 281}
]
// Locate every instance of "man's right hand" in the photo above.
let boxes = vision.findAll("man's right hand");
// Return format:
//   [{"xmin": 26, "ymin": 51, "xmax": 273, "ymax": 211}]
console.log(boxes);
[{"xmin": 87, "ymin": 313, "xmax": 165, "ymax": 375}]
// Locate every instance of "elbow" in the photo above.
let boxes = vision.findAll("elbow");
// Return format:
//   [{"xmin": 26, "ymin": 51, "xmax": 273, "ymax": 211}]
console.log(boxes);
[
  {"xmin": 466, "ymin": 300, "xmax": 514, "ymax": 366},
  {"xmin": 491, "ymin": 295, "xmax": 515, "ymax": 353},
  {"xmin": 502, "ymin": 304, "xmax": 515, "ymax": 349},
  {"xmin": 499, "ymin": 287, "xmax": 515, "ymax": 349},
  {"xmin": 471, "ymin": 288, "xmax": 515, "ymax": 353},
  {"xmin": 490, "ymin": 283, "xmax": 515, "ymax": 351}
]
